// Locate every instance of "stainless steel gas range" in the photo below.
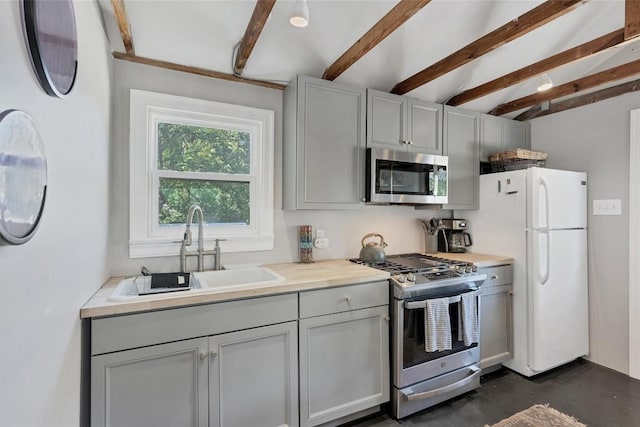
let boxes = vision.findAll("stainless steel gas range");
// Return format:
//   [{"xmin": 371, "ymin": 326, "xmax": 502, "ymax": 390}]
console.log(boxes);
[{"xmin": 350, "ymin": 253, "xmax": 487, "ymax": 418}]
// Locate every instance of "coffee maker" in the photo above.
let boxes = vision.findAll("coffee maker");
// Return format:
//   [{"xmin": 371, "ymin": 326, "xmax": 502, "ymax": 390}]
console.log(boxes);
[{"xmin": 437, "ymin": 219, "xmax": 473, "ymax": 253}]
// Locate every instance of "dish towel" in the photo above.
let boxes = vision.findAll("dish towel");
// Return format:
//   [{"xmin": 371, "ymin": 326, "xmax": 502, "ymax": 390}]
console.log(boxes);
[
  {"xmin": 424, "ymin": 298, "xmax": 452, "ymax": 352},
  {"xmin": 458, "ymin": 292, "xmax": 479, "ymax": 346}
]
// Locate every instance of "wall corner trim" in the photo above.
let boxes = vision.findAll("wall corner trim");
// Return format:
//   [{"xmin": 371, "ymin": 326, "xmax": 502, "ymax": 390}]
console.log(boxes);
[{"xmin": 628, "ymin": 108, "xmax": 640, "ymax": 379}]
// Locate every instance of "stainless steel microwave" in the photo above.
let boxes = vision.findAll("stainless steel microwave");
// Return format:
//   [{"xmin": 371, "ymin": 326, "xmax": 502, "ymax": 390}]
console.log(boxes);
[{"xmin": 366, "ymin": 148, "xmax": 448, "ymax": 205}]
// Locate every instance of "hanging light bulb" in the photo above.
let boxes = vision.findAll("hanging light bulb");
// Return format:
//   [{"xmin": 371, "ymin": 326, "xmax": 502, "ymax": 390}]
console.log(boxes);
[
  {"xmin": 537, "ymin": 74, "xmax": 553, "ymax": 92},
  {"xmin": 290, "ymin": 0, "xmax": 309, "ymax": 28}
]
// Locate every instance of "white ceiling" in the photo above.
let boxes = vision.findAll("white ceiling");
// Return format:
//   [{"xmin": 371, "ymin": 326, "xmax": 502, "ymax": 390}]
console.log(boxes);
[{"xmin": 98, "ymin": 0, "xmax": 640, "ymax": 118}]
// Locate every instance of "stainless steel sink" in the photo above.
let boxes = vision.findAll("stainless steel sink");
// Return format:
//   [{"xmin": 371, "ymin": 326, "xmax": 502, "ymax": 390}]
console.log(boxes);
[{"xmin": 108, "ymin": 267, "xmax": 285, "ymax": 301}]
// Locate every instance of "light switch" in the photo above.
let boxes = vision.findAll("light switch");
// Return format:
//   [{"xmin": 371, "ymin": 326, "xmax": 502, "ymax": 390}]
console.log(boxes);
[{"xmin": 593, "ymin": 199, "xmax": 622, "ymax": 216}]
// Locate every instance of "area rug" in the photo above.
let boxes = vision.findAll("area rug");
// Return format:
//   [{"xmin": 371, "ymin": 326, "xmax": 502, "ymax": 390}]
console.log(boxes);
[{"xmin": 486, "ymin": 404, "xmax": 587, "ymax": 427}]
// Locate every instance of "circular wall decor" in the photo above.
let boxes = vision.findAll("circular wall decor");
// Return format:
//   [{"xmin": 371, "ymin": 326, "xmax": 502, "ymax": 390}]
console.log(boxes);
[
  {"xmin": 21, "ymin": 0, "xmax": 78, "ymax": 98},
  {"xmin": 0, "ymin": 110, "xmax": 48, "ymax": 245}
]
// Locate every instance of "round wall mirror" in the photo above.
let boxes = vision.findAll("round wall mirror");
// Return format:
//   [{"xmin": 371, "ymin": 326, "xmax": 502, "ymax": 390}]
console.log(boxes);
[
  {"xmin": 21, "ymin": 0, "xmax": 78, "ymax": 97},
  {"xmin": 0, "ymin": 110, "xmax": 48, "ymax": 245}
]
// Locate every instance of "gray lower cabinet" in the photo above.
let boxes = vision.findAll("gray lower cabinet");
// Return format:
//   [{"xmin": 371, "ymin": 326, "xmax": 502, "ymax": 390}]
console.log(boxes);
[
  {"xmin": 443, "ymin": 105, "xmax": 480, "ymax": 210},
  {"xmin": 479, "ymin": 265, "xmax": 514, "ymax": 371},
  {"xmin": 91, "ymin": 338, "xmax": 209, "ymax": 427},
  {"xmin": 90, "ymin": 294, "xmax": 299, "ymax": 427},
  {"xmin": 480, "ymin": 114, "xmax": 531, "ymax": 161},
  {"xmin": 283, "ymin": 75, "xmax": 366, "ymax": 210},
  {"xmin": 209, "ymin": 322, "xmax": 299, "ymax": 427},
  {"xmin": 89, "ymin": 284, "xmax": 390, "ymax": 427},
  {"xmin": 298, "ymin": 282, "xmax": 390, "ymax": 427},
  {"xmin": 91, "ymin": 322, "xmax": 298, "ymax": 427},
  {"xmin": 367, "ymin": 89, "xmax": 443, "ymax": 154}
]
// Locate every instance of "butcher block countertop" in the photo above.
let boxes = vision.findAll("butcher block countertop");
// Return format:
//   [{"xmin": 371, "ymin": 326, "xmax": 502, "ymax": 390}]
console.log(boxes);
[
  {"xmin": 80, "ymin": 259, "xmax": 390, "ymax": 319},
  {"xmin": 428, "ymin": 252, "xmax": 514, "ymax": 268}
]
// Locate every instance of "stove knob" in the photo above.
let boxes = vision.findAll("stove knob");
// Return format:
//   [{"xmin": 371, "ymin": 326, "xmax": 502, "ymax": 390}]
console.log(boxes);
[
  {"xmin": 406, "ymin": 272, "xmax": 416, "ymax": 282},
  {"xmin": 395, "ymin": 274, "xmax": 406, "ymax": 283},
  {"xmin": 465, "ymin": 265, "xmax": 472, "ymax": 273},
  {"xmin": 471, "ymin": 265, "xmax": 478, "ymax": 272}
]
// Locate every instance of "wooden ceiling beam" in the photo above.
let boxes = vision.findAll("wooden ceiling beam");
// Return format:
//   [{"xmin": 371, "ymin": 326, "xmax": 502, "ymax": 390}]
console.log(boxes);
[
  {"xmin": 447, "ymin": 29, "xmax": 625, "ymax": 106},
  {"xmin": 489, "ymin": 58, "xmax": 640, "ymax": 116},
  {"xmin": 514, "ymin": 78, "xmax": 640, "ymax": 120},
  {"xmin": 110, "ymin": 0, "xmax": 134, "ymax": 55},
  {"xmin": 322, "ymin": 0, "xmax": 432, "ymax": 81},
  {"xmin": 625, "ymin": 0, "xmax": 640, "ymax": 40},
  {"xmin": 390, "ymin": 0, "xmax": 583, "ymax": 95},
  {"xmin": 113, "ymin": 52, "xmax": 286, "ymax": 90},
  {"xmin": 233, "ymin": 0, "xmax": 277, "ymax": 76}
]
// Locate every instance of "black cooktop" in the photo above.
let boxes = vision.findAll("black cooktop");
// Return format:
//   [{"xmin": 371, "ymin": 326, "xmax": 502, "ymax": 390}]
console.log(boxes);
[{"xmin": 349, "ymin": 253, "xmax": 471, "ymax": 275}]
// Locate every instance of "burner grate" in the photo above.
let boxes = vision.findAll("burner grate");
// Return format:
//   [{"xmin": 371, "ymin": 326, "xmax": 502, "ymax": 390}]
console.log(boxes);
[{"xmin": 349, "ymin": 253, "xmax": 475, "ymax": 278}]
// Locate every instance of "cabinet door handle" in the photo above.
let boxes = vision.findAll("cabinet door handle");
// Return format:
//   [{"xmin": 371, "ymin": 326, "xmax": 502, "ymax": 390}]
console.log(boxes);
[
  {"xmin": 490, "ymin": 275, "xmax": 498, "ymax": 280},
  {"xmin": 383, "ymin": 315, "xmax": 390, "ymax": 321},
  {"xmin": 210, "ymin": 351, "xmax": 217, "ymax": 359},
  {"xmin": 199, "ymin": 352, "xmax": 208, "ymax": 360},
  {"xmin": 344, "ymin": 296, "xmax": 351, "ymax": 304}
]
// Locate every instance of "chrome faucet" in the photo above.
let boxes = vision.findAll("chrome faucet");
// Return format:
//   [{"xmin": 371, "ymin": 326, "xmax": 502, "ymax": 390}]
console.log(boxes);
[{"xmin": 179, "ymin": 204, "xmax": 225, "ymax": 272}]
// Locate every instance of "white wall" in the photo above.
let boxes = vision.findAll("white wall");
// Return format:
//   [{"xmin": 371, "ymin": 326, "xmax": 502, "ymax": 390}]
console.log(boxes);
[
  {"xmin": 0, "ymin": 2, "xmax": 112, "ymax": 426},
  {"xmin": 109, "ymin": 60, "xmax": 450, "ymax": 276},
  {"xmin": 531, "ymin": 92, "xmax": 640, "ymax": 374}
]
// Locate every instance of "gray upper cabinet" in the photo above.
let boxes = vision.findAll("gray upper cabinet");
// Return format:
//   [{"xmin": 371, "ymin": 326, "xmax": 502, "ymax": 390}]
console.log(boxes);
[
  {"xmin": 480, "ymin": 114, "xmax": 530, "ymax": 161},
  {"xmin": 367, "ymin": 89, "xmax": 442, "ymax": 154},
  {"xmin": 283, "ymin": 75, "xmax": 366, "ymax": 210},
  {"xmin": 443, "ymin": 106, "xmax": 480, "ymax": 210}
]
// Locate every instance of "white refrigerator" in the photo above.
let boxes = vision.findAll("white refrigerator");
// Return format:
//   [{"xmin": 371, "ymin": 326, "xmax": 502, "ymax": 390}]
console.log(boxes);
[{"xmin": 466, "ymin": 167, "xmax": 589, "ymax": 377}]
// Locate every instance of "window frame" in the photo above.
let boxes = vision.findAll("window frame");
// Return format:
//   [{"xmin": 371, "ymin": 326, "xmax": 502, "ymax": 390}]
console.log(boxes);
[{"xmin": 129, "ymin": 89, "xmax": 274, "ymax": 258}]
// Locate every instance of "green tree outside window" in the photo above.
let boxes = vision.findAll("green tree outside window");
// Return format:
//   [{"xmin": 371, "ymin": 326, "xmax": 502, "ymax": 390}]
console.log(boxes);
[{"xmin": 157, "ymin": 123, "xmax": 251, "ymax": 226}]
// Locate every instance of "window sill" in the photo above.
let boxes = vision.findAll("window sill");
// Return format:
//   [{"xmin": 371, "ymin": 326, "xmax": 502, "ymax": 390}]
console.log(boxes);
[{"xmin": 129, "ymin": 235, "xmax": 274, "ymax": 258}]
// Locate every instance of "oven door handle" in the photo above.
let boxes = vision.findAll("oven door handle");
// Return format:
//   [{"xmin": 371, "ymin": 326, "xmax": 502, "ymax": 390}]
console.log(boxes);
[
  {"xmin": 404, "ymin": 289, "xmax": 479, "ymax": 309},
  {"xmin": 402, "ymin": 365, "xmax": 481, "ymax": 401}
]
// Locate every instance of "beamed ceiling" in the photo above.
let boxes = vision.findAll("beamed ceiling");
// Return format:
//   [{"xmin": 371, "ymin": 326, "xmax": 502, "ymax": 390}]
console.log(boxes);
[{"xmin": 99, "ymin": 0, "xmax": 640, "ymax": 120}]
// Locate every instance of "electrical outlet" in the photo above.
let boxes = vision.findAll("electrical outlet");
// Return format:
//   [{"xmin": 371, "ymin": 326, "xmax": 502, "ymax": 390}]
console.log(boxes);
[
  {"xmin": 313, "ymin": 237, "xmax": 329, "ymax": 249},
  {"xmin": 593, "ymin": 199, "xmax": 622, "ymax": 216}
]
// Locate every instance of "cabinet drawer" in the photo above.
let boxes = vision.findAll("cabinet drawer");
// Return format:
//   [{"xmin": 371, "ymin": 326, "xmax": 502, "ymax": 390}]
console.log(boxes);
[
  {"xmin": 299, "ymin": 281, "xmax": 389, "ymax": 318},
  {"xmin": 92, "ymin": 293, "xmax": 298, "ymax": 355},
  {"xmin": 480, "ymin": 265, "xmax": 512, "ymax": 288}
]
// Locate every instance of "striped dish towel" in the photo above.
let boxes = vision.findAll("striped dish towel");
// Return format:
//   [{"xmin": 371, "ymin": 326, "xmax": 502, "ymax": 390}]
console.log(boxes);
[
  {"xmin": 458, "ymin": 292, "xmax": 479, "ymax": 346},
  {"xmin": 424, "ymin": 298, "xmax": 452, "ymax": 352}
]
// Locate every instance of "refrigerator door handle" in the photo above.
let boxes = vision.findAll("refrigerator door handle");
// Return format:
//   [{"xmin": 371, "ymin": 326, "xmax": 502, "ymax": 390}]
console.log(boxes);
[
  {"xmin": 539, "ymin": 176, "xmax": 550, "ymax": 230},
  {"xmin": 540, "ymin": 231, "xmax": 550, "ymax": 285}
]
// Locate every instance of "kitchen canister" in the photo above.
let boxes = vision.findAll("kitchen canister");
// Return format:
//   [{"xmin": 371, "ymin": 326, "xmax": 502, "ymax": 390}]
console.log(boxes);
[
  {"xmin": 424, "ymin": 233, "xmax": 438, "ymax": 254},
  {"xmin": 298, "ymin": 225, "xmax": 313, "ymax": 263}
]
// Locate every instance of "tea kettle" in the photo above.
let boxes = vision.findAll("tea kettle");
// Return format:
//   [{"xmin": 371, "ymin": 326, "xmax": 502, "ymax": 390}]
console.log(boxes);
[{"xmin": 359, "ymin": 233, "xmax": 388, "ymax": 264}]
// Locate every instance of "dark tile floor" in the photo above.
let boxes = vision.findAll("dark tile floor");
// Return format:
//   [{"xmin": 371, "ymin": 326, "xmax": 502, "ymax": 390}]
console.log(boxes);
[{"xmin": 348, "ymin": 359, "xmax": 640, "ymax": 426}]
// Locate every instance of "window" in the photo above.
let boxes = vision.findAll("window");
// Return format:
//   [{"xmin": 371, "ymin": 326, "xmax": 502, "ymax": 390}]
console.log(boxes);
[{"xmin": 129, "ymin": 90, "xmax": 274, "ymax": 258}]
